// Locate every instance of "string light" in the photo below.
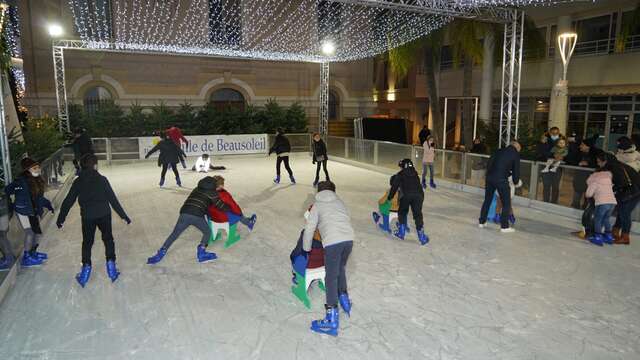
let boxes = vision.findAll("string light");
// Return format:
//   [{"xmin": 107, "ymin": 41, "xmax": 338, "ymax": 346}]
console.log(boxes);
[{"xmin": 68, "ymin": 0, "xmax": 573, "ymax": 62}]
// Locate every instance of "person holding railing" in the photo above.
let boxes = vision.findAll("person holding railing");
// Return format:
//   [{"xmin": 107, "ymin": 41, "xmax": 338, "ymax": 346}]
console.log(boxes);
[
  {"xmin": 570, "ymin": 136, "xmax": 600, "ymax": 212},
  {"xmin": 479, "ymin": 140, "xmax": 521, "ymax": 233},
  {"xmin": 537, "ymin": 127, "xmax": 564, "ymax": 204},
  {"xmin": 469, "ymin": 137, "xmax": 488, "ymax": 187}
]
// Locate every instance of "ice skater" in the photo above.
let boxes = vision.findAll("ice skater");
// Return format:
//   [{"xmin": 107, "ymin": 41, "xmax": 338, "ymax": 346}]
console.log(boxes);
[
  {"xmin": 584, "ymin": 168, "xmax": 617, "ymax": 246},
  {"xmin": 479, "ymin": 140, "xmax": 521, "ymax": 232},
  {"xmin": 65, "ymin": 127, "xmax": 94, "ymax": 175},
  {"xmin": 372, "ymin": 175, "xmax": 400, "ymax": 234},
  {"xmin": 208, "ymin": 175, "xmax": 257, "ymax": 231},
  {"xmin": 303, "ymin": 181, "xmax": 354, "ymax": 336},
  {"xmin": 56, "ymin": 154, "xmax": 131, "ymax": 287},
  {"xmin": 192, "ymin": 154, "xmax": 226, "ymax": 173},
  {"xmin": 146, "ymin": 176, "xmax": 230, "ymax": 264},
  {"xmin": 269, "ymin": 128, "xmax": 295, "ymax": 184},
  {"xmin": 166, "ymin": 125, "xmax": 189, "ymax": 168},
  {"xmin": 312, "ymin": 133, "xmax": 329, "ymax": 186},
  {"xmin": 387, "ymin": 159, "xmax": 429, "ymax": 245},
  {"xmin": 421, "ymin": 135, "xmax": 436, "ymax": 189},
  {"xmin": 0, "ymin": 194, "xmax": 15, "ymax": 271},
  {"xmin": 5, "ymin": 158, "xmax": 54, "ymax": 267},
  {"xmin": 145, "ymin": 133, "xmax": 187, "ymax": 187}
]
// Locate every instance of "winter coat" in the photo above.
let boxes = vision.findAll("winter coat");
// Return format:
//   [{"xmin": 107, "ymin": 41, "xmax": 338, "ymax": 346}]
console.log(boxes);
[
  {"xmin": 146, "ymin": 139, "xmax": 186, "ymax": 165},
  {"xmin": 551, "ymin": 145, "xmax": 569, "ymax": 159},
  {"xmin": 602, "ymin": 159, "xmax": 640, "ymax": 201},
  {"xmin": 194, "ymin": 157, "xmax": 211, "ymax": 172},
  {"xmin": 65, "ymin": 133, "xmax": 94, "ymax": 160},
  {"xmin": 5, "ymin": 177, "xmax": 53, "ymax": 217},
  {"xmin": 166, "ymin": 127, "xmax": 188, "ymax": 146},
  {"xmin": 208, "ymin": 189, "xmax": 242, "ymax": 223},
  {"xmin": 388, "ymin": 167, "xmax": 424, "ymax": 200},
  {"xmin": 180, "ymin": 177, "xmax": 230, "ymax": 217},
  {"xmin": 418, "ymin": 128, "xmax": 431, "ymax": 146},
  {"xmin": 585, "ymin": 171, "xmax": 617, "ymax": 206},
  {"xmin": 486, "ymin": 145, "xmax": 520, "ymax": 185},
  {"xmin": 572, "ymin": 147, "xmax": 600, "ymax": 193},
  {"xmin": 302, "ymin": 190, "xmax": 354, "ymax": 252},
  {"xmin": 57, "ymin": 169, "xmax": 128, "ymax": 223},
  {"xmin": 312, "ymin": 139, "xmax": 328, "ymax": 163},
  {"xmin": 616, "ymin": 146, "xmax": 640, "ymax": 172},
  {"xmin": 422, "ymin": 140, "xmax": 435, "ymax": 164},
  {"xmin": 290, "ymin": 229, "xmax": 324, "ymax": 269},
  {"xmin": 269, "ymin": 134, "xmax": 291, "ymax": 156}
]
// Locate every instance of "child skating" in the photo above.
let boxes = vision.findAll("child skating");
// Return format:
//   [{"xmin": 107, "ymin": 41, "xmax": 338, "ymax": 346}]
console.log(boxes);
[
  {"xmin": 147, "ymin": 176, "xmax": 230, "ymax": 264},
  {"xmin": 56, "ymin": 154, "xmax": 131, "ymax": 287},
  {"xmin": 5, "ymin": 158, "xmax": 54, "ymax": 267},
  {"xmin": 208, "ymin": 175, "xmax": 257, "ymax": 241},
  {"xmin": 268, "ymin": 128, "xmax": 295, "ymax": 184},
  {"xmin": 421, "ymin": 135, "xmax": 436, "ymax": 189},
  {"xmin": 303, "ymin": 181, "xmax": 354, "ymax": 336},
  {"xmin": 312, "ymin": 133, "xmax": 329, "ymax": 186},
  {"xmin": 192, "ymin": 154, "xmax": 226, "ymax": 173},
  {"xmin": 372, "ymin": 175, "xmax": 400, "ymax": 234},
  {"xmin": 585, "ymin": 169, "xmax": 617, "ymax": 246},
  {"xmin": 387, "ymin": 159, "xmax": 429, "ymax": 245}
]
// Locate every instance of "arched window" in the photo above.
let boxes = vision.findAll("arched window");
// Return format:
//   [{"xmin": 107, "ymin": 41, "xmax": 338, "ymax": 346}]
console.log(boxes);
[
  {"xmin": 210, "ymin": 88, "xmax": 245, "ymax": 111},
  {"xmin": 329, "ymin": 90, "xmax": 339, "ymax": 121},
  {"xmin": 83, "ymin": 86, "xmax": 112, "ymax": 114}
]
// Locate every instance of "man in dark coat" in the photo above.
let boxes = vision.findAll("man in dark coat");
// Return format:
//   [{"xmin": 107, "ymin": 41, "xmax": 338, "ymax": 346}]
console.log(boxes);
[
  {"xmin": 145, "ymin": 135, "xmax": 187, "ymax": 187},
  {"xmin": 479, "ymin": 140, "xmax": 521, "ymax": 232}
]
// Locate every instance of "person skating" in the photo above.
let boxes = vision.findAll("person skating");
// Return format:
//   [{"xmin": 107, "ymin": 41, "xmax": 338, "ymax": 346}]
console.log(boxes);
[
  {"xmin": 418, "ymin": 125, "xmax": 431, "ymax": 146},
  {"xmin": 303, "ymin": 181, "xmax": 354, "ymax": 336},
  {"xmin": 421, "ymin": 135, "xmax": 436, "ymax": 189},
  {"xmin": 65, "ymin": 127, "xmax": 94, "ymax": 175},
  {"xmin": 479, "ymin": 140, "xmax": 521, "ymax": 232},
  {"xmin": 387, "ymin": 159, "xmax": 428, "ymax": 245},
  {"xmin": 372, "ymin": 175, "xmax": 400, "ymax": 234},
  {"xmin": 269, "ymin": 128, "xmax": 295, "ymax": 184},
  {"xmin": 0, "ymin": 194, "xmax": 15, "ymax": 271},
  {"xmin": 166, "ymin": 125, "xmax": 189, "ymax": 169},
  {"xmin": 584, "ymin": 168, "xmax": 617, "ymax": 246},
  {"xmin": 145, "ymin": 134, "xmax": 187, "ymax": 187},
  {"xmin": 312, "ymin": 133, "xmax": 329, "ymax": 186},
  {"xmin": 5, "ymin": 158, "xmax": 54, "ymax": 267},
  {"xmin": 146, "ymin": 176, "xmax": 230, "ymax": 264},
  {"xmin": 56, "ymin": 154, "xmax": 131, "ymax": 287},
  {"xmin": 208, "ymin": 175, "xmax": 257, "ymax": 231},
  {"xmin": 191, "ymin": 154, "xmax": 226, "ymax": 173}
]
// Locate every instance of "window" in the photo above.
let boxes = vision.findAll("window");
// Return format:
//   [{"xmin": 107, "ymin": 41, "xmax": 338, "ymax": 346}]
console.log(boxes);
[
  {"xmin": 71, "ymin": 0, "xmax": 113, "ymax": 40},
  {"xmin": 574, "ymin": 14, "xmax": 615, "ymax": 55},
  {"xmin": 209, "ymin": 0, "xmax": 241, "ymax": 46},
  {"xmin": 329, "ymin": 90, "xmax": 339, "ymax": 121},
  {"xmin": 622, "ymin": 11, "xmax": 640, "ymax": 51},
  {"xmin": 210, "ymin": 88, "xmax": 245, "ymax": 111},
  {"xmin": 83, "ymin": 86, "xmax": 112, "ymax": 114}
]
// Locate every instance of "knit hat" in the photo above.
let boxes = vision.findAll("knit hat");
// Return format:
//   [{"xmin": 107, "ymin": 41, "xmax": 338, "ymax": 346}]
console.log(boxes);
[
  {"xmin": 617, "ymin": 136, "xmax": 633, "ymax": 151},
  {"xmin": 20, "ymin": 157, "xmax": 38, "ymax": 171}
]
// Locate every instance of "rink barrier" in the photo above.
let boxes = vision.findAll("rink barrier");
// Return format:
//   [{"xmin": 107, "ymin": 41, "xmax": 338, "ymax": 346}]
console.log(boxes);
[{"xmin": 0, "ymin": 148, "xmax": 76, "ymax": 306}]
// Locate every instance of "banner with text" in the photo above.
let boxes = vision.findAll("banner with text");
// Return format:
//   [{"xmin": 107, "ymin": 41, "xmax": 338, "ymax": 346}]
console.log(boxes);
[{"xmin": 139, "ymin": 134, "xmax": 268, "ymax": 159}]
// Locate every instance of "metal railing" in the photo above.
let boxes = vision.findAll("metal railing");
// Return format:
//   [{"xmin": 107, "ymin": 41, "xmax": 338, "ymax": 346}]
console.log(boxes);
[{"xmin": 40, "ymin": 148, "xmax": 69, "ymax": 189}]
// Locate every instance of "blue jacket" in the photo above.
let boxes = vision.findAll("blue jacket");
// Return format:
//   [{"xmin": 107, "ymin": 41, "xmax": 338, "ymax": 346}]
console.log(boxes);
[{"xmin": 5, "ymin": 177, "xmax": 53, "ymax": 217}]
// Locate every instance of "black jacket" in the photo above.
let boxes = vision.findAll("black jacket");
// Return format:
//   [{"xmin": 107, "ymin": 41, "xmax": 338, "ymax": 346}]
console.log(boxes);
[
  {"xmin": 418, "ymin": 128, "xmax": 431, "ymax": 146},
  {"xmin": 535, "ymin": 136, "xmax": 558, "ymax": 161},
  {"xmin": 269, "ymin": 134, "xmax": 291, "ymax": 156},
  {"xmin": 180, "ymin": 177, "xmax": 230, "ymax": 217},
  {"xmin": 486, "ymin": 145, "xmax": 520, "ymax": 184},
  {"xmin": 603, "ymin": 159, "xmax": 640, "ymax": 199},
  {"xmin": 572, "ymin": 147, "xmax": 600, "ymax": 192},
  {"xmin": 388, "ymin": 167, "xmax": 424, "ymax": 200},
  {"xmin": 65, "ymin": 133, "xmax": 94, "ymax": 159},
  {"xmin": 312, "ymin": 139, "xmax": 328, "ymax": 162},
  {"xmin": 57, "ymin": 169, "xmax": 128, "ymax": 223},
  {"xmin": 146, "ymin": 139, "xmax": 186, "ymax": 165}
]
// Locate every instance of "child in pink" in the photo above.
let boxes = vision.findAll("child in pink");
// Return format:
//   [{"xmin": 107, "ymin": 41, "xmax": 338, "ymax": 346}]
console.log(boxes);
[
  {"xmin": 421, "ymin": 135, "xmax": 436, "ymax": 189},
  {"xmin": 585, "ymin": 170, "xmax": 617, "ymax": 246}
]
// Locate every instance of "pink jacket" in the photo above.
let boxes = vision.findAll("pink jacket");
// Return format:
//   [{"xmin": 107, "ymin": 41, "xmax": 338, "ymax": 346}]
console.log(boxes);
[
  {"xmin": 586, "ymin": 171, "xmax": 617, "ymax": 206},
  {"xmin": 422, "ymin": 140, "xmax": 435, "ymax": 163}
]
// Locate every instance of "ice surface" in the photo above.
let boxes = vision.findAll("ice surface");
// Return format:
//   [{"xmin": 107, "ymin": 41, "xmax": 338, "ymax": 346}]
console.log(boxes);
[{"xmin": 0, "ymin": 154, "xmax": 639, "ymax": 360}]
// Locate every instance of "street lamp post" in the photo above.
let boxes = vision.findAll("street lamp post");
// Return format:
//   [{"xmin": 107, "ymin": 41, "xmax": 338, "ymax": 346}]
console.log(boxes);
[{"xmin": 550, "ymin": 31, "xmax": 578, "ymax": 135}]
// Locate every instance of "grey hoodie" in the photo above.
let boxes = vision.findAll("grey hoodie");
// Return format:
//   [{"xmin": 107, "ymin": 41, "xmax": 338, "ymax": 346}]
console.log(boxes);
[{"xmin": 303, "ymin": 190, "xmax": 354, "ymax": 252}]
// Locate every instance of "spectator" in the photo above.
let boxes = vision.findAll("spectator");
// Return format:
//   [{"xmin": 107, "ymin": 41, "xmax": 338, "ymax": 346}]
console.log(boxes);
[
  {"xmin": 615, "ymin": 136, "xmax": 640, "ymax": 172},
  {"xmin": 537, "ymin": 128, "xmax": 564, "ymax": 204},
  {"xmin": 469, "ymin": 137, "xmax": 488, "ymax": 187},
  {"xmin": 570, "ymin": 136, "xmax": 600, "ymax": 211},
  {"xmin": 418, "ymin": 125, "xmax": 431, "ymax": 146}
]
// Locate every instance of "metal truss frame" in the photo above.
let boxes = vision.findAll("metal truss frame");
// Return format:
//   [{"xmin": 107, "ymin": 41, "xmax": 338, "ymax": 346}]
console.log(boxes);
[
  {"xmin": 319, "ymin": 62, "xmax": 330, "ymax": 137},
  {"xmin": 499, "ymin": 9, "xmax": 524, "ymax": 148}
]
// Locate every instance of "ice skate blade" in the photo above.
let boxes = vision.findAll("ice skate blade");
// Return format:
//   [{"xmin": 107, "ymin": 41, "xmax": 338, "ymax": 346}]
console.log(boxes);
[
  {"xmin": 500, "ymin": 228, "xmax": 515, "ymax": 233},
  {"xmin": 310, "ymin": 326, "xmax": 338, "ymax": 337},
  {"xmin": 478, "ymin": 223, "xmax": 487, "ymax": 228}
]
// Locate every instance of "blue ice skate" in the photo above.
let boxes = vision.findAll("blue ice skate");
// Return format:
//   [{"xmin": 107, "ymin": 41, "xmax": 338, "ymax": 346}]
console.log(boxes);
[
  {"xmin": 417, "ymin": 228, "xmax": 429, "ymax": 246},
  {"xmin": 603, "ymin": 232, "xmax": 614, "ymax": 245},
  {"xmin": 247, "ymin": 214, "xmax": 257, "ymax": 231},
  {"xmin": 310, "ymin": 305, "xmax": 339, "ymax": 336},
  {"xmin": 0, "ymin": 256, "xmax": 14, "ymax": 271},
  {"xmin": 159, "ymin": 178, "xmax": 165, "ymax": 187},
  {"xmin": 106, "ymin": 260, "xmax": 120, "ymax": 282},
  {"xmin": 429, "ymin": 180, "xmax": 436, "ymax": 189},
  {"xmin": 273, "ymin": 176, "xmax": 280, "ymax": 184},
  {"xmin": 421, "ymin": 179, "xmax": 427, "ymax": 189},
  {"xmin": 372, "ymin": 211, "xmax": 380, "ymax": 224},
  {"xmin": 588, "ymin": 233, "xmax": 604, "ymax": 247},
  {"xmin": 290, "ymin": 176, "xmax": 296, "ymax": 184},
  {"xmin": 176, "ymin": 176, "xmax": 182, "ymax": 187},
  {"xmin": 147, "ymin": 248, "xmax": 167, "ymax": 265},
  {"xmin": 339, "ymin": 293, "xmax": 352, "ymax": 317},
  {"xmin": 20, "ymin": 251, "xmax": 43, "ymax": 267},
  {"xmin": 31, "ymin": 244, "xmax": 48, "ymax": 260},
  {"xmin": 394, "ymin": 223, "xmax": 407, "ymax": 240},
  {"xmin": 196, "ymin": 245, "xmax": 217, "ymax": 263},
  {"xmin": 76, "ymin": 264, "xmax": 92, "ymax": 287}
]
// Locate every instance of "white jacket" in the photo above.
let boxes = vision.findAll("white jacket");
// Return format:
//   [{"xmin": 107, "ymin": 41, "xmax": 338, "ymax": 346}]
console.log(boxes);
[
  {"xmin": 303, "ymin": 190, "xmax": 354, "ymax": 251},
  {"xmin": 195, "ymin": 157, "xmax": 211, "ymax": 172},
  {"xmin": 616, "ymin": 146, "xmax": 640, "ymax": 172}
]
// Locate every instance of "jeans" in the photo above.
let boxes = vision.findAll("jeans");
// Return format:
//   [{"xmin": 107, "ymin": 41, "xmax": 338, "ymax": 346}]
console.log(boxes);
[
  {"xmin": 162, "ymin": 213, "xmax": 212, "ymax": 250},
  {"xmin": 81, "ymin": 215, "xmax": 115, "ymax": 266},
  {"xmin": 480, "ymin": 179, "xmax": 511, "ymax": 229},
  {"xmin": 421, "ymin": 163, "xmax": 434, "ymax": 183},
  {"xmin": 614, "ymin": 196, "xmax": 640, "ymax": 234},
  {"xmin": 276, "ymin": 156, "xmax": 294, "ymax": 178},
  {"xmin": 398, "ymin": 193, "xmax": 424, "ymax": 229},
  {"xmin": 324, "ymin": 241, "xmax": 353, "ymax": 307},
  {"xmin": 161, "ymin": 163, "xmax": 179, "ymax": 181},
  {"xmin": 593, "ymin": 204, "xmax": 615, "ymax": 234},
  {"xmin": 541, "ymin": 170, "xmax": 562, "ymax": 204},
  {"xmin": 314, "ymin": 160, "xmax": 330, "ymax": 183}
]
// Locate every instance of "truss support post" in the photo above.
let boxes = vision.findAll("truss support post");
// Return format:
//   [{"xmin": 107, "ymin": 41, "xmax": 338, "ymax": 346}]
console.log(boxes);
[
  {"xmin": 53, "ymin": 45, "xmax": 70, "ymax": 133},
  {"xmin": 319, "ymin": 62, "xmax": 329, "ymax": 137},
  {"xmin": 499, "ymin": 10, "xmax": 524, "ymax": 148},
  {"xmin": 0, "ymin": 72, "xmax": 12, "ymax": 185}
]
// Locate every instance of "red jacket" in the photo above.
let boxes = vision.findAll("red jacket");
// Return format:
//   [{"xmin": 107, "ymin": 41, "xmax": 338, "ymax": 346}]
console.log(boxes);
[
  {"xmin": 166, "ymin": 127, "xmax": 188, "ymax": 146},
  {"xmin": 208, "ymin": 189, "xmax": 242, "ymax": 222}
]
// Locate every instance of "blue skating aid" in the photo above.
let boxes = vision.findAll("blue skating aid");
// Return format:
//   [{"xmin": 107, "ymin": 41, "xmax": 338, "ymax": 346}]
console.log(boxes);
[{"xmin": 487, "ymin": 192, "xmax": 498, "ymax": 223}]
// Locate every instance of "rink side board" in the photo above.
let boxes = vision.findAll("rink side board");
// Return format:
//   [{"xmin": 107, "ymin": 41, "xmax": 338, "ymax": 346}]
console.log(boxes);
[{"xmin": 139, "ymin": 134, "xmax": 268, "ymax": 159}]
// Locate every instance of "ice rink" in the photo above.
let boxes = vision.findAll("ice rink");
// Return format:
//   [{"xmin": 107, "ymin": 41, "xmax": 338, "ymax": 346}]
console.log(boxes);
[{"xmin": 0, "ymin": 155, "xmax": 639, "ymax": 360}]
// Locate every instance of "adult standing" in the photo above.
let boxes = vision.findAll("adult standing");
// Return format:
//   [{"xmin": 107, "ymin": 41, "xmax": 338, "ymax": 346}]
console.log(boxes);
[
  {"xmin": 166, "ymin": 125, "xmax": 189, "ymax": 168},
  {"xmin": 67, "ymin": 127, "xmax": 94, "ymax": 174},
  {"xmin": 479, "ymin": 140, "xmax": 521, "ymax": 232},
  {"xmin": 615, "ymin": 136, "xmax": 640, "ymax": 172},
  {"xmin": 596, "ymin": 152, "xmax": 640, "ymax": 245},
  {"xmin": 571, "ymin": 136, "xmax": 599, "ymax": 210},
  {"xmin": 312, "ymin": 133, "xmax": 330, "ymax": 186},
  {"xmin": 269, "ymin": 128, "xmax": 296, "ymax": 184},
  {"xmin": 537, "ymin": 127, "xmax": 563, "ymax": 204},
  {"xmin": 469, "ymin": 137, "xmax": 488, "ymax": 187},
  {"xmin": 145, "ymin": 134, "xmax": 186, "ymax": 187},
  {"xmin": 418, "ymin": 125, "xmax": 431, "ymax": 146}
]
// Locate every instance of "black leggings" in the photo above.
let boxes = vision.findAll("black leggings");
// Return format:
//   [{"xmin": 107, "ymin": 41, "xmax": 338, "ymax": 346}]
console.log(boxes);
[
  {"xmin": 161, "ymin": 163, "xmax": 179, "ymax": 181},
  {"xmin": 81, "ymin": 215, "xmax": 115, "ymax": 266},
  {"xmin": 398, "ymin": 193, "xmax": 424, "ymax": 229},
  {"xmin": 276, "ymin": 156, "xmax": 294, "ymax": 178},
  {"xmin": 314, "ymin": 160, "xmax": 329, "ymax": 183}
]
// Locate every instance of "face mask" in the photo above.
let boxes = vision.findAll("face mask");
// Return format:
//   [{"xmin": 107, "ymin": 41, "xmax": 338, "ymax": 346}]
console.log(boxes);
[
  {"xmin": 550, "ymin": 135, "xmax": 559, "ymax": 141},
  {"xmin": 29, "ymin": 170, "xmax": 40, "ymax": 177}
]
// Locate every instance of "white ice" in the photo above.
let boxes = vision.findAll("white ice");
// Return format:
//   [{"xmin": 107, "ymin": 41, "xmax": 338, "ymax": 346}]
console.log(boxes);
[{"xmin": 0, "ymin": 155, "xmax": 639, "ymax": 360}]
